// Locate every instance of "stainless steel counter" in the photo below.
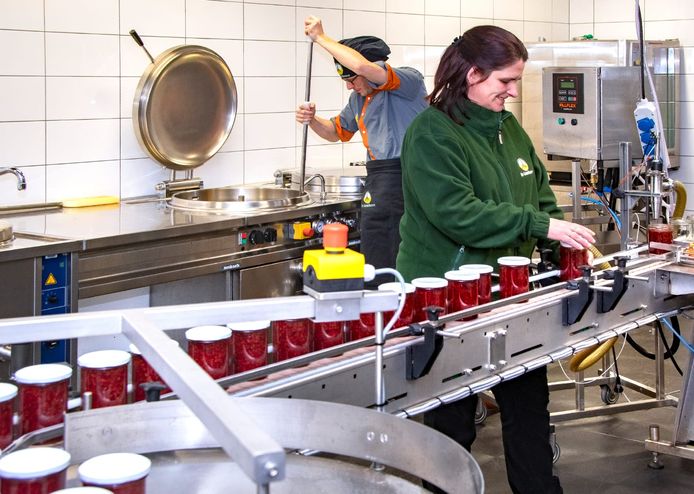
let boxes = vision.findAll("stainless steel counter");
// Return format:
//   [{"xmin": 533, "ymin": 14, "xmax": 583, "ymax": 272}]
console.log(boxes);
[{"xmin": 1, "ymin": 194, "xmax": 359, "ymax": 259}]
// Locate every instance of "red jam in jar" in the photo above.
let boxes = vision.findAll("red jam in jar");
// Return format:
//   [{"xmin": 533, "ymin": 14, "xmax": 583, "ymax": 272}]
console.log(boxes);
[
  {"xmin": 347, "ymin": 313, "xmax": 375, "ymax": 341},
  {"xmin": 411, "ymin": 277, "xmax": 448, "ymax": 321},
  {"xmin": 445, "ymin": 269, "xmax": 480, "ymax": 320},
  {"xmin": 0, "ymin": 447, "xmax": 71, "ymax": 493},
  {"xmin": 648, "ymin": 223, "xmax": 673, "ymax": 254},
  {"xmin": 378, "ymin": 282, "xmax": 416, "ymax": 328},
  {"xmin": 186, "ymin": 325, "xmax": 232, "ymax": 379},
  {"xmin": 14, "ymin": 363, "xmax": 72, "ymax": 435},
  {"xmin": 312, "ymin": 321, "xmax": 344, "ymax": 350},
  {"xmin": 129, "ymin": 343, "xmax": 175, "ymax": 402},
  {"xmin": 228, "ymin": 321, "xmax": 270, "ymax": 373},
  {"xmin": 0, "ymin": 383, "xmax": 17, "ymax": 449},
  {"xmin": 79, "ymin": 452, "xmax": 151, "ymax": 494},
  {"xmin": 272, "ymin": 319, "xmax": 311, "ymax": 362},
  {"xmin": 78, "ymin": 350, "xmax": 130, "ymax": 409},
  {"xmin": 498, "ymin": 256, "xmax": 530, "ymax": 299},
  {"xmin": 460, "ymin": 264, "xmax": 493, "ymax": 307},
  {"xmin": 559, "ymin": 243, "xmax": 589, "ymax": 281}
]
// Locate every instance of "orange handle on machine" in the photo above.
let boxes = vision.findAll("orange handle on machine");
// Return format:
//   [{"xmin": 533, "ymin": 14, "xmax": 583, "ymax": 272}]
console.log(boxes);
[{"xmin": 323, "ymin": 223, "xmax": 348, "ymax": 253}]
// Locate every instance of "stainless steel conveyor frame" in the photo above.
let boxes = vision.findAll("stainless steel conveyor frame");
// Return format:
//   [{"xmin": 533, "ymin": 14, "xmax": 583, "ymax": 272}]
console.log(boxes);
[{"xmin": 2, "ymin": 254, "xmax": 694, "ymax": 483}]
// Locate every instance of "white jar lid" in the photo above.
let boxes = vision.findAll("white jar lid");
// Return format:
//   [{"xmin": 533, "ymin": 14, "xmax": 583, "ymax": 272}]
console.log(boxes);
[
  {"xmin": 14, "ymin": 363, "xmax": 73, "ymax": 385},
  {"xmin": 52, "ymin": 488, "xmax": 114, "ymax": 493},
  {"xmin": 185, "ymin": 325, "xmax": 232, "ymax": 342},
  {"xmin": 78, "ymin": 453, "xmax": 151, "ymax": 484},
  {"xmin": 459, "ymin": 263, "xmax": 493, "ymax": 274},
  {"xmin": 377, "ymin": 282, "xmax": 415, "ymax": 294},
  {"xmin": 411, "ymin": 277, "xmax": 448, "ymax": 289},
  {"xmin": 0, "ymin": 382, "xmax": 18, "ymax": 402},
  {"xmin": 78, "ymin": 350, "xmax": 131, "ymax": 369},
  {"xmin": 226, "ymin": 321, "xmax": 271, "ymax": 332},
  {"xmin": 497, "ymin": 256, "xmax": 531, "ymax": 267},
  {"xmin": 0, "ymin": 447, "xmax": 71, "ymax": 479},
  {"xmin": 445, "ymin": 269, "xmax": 480, "ymax": 281}
]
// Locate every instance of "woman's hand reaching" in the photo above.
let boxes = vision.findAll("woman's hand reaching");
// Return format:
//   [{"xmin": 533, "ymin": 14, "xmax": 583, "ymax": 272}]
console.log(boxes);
[{"xmin": 547, "ymin": 218, "xmax": 596, "ymax": 249}]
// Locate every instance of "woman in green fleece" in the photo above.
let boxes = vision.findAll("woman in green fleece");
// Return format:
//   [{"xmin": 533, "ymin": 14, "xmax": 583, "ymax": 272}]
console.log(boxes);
[{"xmin": 397, "ymin": 26, "xmax": 594, "ymax": 494}]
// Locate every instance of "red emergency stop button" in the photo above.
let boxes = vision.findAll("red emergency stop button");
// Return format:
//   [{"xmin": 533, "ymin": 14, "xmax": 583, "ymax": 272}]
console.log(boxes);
[{"xmin": 302, "ymin": 227, "xmax": 314, "ymax": 238}]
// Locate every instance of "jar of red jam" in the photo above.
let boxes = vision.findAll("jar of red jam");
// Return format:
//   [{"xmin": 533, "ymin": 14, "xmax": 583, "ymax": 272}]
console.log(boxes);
[
  {"xmin": 0, "ymin": 447, "xmax": 71, "ymax": 493},
  {"xmin": 78, "ymin": 350, "xmax": 131, "ymax": 409},
  {"xmin": 228, "ymin": 321, "xmax": 270, "ymax": 373},
  {"xmin": 647, "ymin": 223, "xmax": 674, "ymax": 254},
  {"xmin": 0, "ymin": 382, "xmax": 17, "ymax": 449},
  {"xmin": 445, "ymin": 269, "xmax": 480, "ymax": 320},
  {"xmin": 347, "ymin": 312, "xmax": 375, "ymax": 341},
  {"xmin": 129, "ymin": 342, "xmax": 177, "ymax": 402},
  {"xmin": 272, "ymin": 319, "xmax": 311, "ymax": 362},
  {"xmin": 14, "ymin": 363, "xmax": 72, "ymax": 434},
  {"xmin": 79, "ymin": 452, "xmax": 151, "ymax": 494},
  {"xmin": 185, "ymin": 325, "xmax": 231, "ymax": 379},
  {"xmin": 459, "ymin": 264, "xmax": 493, "ymax": 306},
  {"xmin": 311, "ymin": 321, "xmax": 345, "ymax": 350},
  {"xmin": 559, "ymin": 243, "xmax": 589, "ymax": 281},
  {"xmin": 497, "ymin": 256, "xmax": 530, "ymax": 299},
  {"xmin": 411, "ymin": 277, "xmax": 448, "ymax": 321},
  {"xmin": 378, "ymin": 282, "xmax": 416, "ymax": 328}
]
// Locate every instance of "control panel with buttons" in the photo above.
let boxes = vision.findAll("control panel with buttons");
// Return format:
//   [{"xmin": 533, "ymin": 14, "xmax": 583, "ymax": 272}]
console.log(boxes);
[{"xmin": 237, "ymin": 212, "xmax": 359, "ymax": 250}]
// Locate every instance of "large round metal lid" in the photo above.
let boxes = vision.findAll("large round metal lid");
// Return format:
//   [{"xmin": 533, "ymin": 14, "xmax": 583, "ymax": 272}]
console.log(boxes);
[{"xmin": 133, "ymin": 45, "xmax": 237, "ymax": 171}]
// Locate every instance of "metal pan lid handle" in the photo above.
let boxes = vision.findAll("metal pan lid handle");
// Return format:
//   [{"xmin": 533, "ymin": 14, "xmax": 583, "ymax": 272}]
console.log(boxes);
[{"xmin": 129, "ymin": 29, "xmax": 154, "ymax": 64}]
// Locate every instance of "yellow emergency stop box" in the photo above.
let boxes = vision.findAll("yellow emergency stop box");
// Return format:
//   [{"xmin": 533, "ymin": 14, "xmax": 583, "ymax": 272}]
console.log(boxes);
[{"xmin": 302, "ymin": 248, "xmax": 365, "ymax": 292}]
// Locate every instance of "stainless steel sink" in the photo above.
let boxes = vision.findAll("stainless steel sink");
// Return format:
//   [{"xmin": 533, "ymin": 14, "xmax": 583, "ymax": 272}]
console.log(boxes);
[
  {"xmin": 169, "ymin": 186, "xmax": 313, "ymax": 212},
  {"xmin": 0, "ymin": 220, "xmax": 71, "ymax": 253}
]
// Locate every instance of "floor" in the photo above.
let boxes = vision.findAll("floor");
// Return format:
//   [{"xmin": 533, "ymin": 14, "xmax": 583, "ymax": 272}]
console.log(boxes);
[{"xmin": 469, "ymin": 325, "xmax": 694, "ymax": 494}]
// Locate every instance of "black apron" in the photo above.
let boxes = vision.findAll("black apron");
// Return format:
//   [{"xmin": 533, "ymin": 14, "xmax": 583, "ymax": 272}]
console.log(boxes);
[{"xmin": 360, "ymin": 158, "xmax": 404, "ymax": 286}]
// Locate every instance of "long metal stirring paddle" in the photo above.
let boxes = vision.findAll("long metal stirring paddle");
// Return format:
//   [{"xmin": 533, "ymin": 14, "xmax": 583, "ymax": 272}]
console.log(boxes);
[{"xmin": 299, "ymin": 41, "xmax": 314, "ymax": 194}]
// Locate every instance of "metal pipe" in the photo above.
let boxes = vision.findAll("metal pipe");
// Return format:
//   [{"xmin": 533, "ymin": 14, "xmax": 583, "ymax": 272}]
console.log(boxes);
[
  {"xmin": 299, "ymin": 41, "xmax": 314, "ymax": 195},
  {"xmin": 619, "ymin": 141, "xmax": 632, "ymax": 250},
  {"xmin": 374, "ymin": 311, "xmax": 385, "ymax": 412},
  {"xmin": 0, "ymin": 167, "xmax": 26, "ymax": 190},
  {"xmin": 571, "ymin": 159, "xmax": 582, "ymax": 221},
  {"xmin": 303, "ymin": 173, "xmax": 326, "ymax": 201}
]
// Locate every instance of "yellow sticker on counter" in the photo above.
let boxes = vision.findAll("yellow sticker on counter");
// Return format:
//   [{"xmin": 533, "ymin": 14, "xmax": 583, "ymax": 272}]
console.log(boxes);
[{"xmin": 45, "ymin": 273, "xmax": 57, "ymax": 286}]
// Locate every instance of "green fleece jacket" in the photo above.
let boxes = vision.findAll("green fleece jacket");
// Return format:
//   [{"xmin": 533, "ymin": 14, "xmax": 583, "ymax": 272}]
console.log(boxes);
[{"xmin": 396, "ymin": 100, "xmax": 564, "ymax": 281}]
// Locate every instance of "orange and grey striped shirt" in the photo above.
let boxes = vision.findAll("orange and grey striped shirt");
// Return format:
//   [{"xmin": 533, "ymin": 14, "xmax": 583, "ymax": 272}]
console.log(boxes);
[{"xmin": 332, "ymin": 62, "xmax": 427, "ymax": 161}]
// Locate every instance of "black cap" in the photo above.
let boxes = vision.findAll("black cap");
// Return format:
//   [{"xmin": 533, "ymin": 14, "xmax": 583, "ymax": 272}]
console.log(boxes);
[{"xmin": 334, "ymin": 36, "xmax": 390, "ymax": 79}]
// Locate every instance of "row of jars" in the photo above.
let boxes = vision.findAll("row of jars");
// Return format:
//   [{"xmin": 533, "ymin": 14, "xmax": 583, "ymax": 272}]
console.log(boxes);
[
  {"xmin": 0, "ymin": 250, "xmax": 591, "ymax": 451},
  {"xmin": 0, "ymin": 448, "xmax": 151, "ymax": 493}
]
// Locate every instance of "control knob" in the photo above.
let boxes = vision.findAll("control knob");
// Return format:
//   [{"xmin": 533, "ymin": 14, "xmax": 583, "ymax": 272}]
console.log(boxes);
[
  {"xmin": 248, "ymin": 230, "xmax": 265, "ymax": 245},
  {"xmin": 263, "ymin": 227, "xmax": 277, "ymax": 242}
]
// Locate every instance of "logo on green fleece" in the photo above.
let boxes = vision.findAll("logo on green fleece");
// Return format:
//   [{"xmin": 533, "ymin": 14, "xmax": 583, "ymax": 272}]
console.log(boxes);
[{"xmin": 517, "ymin": 158, "xmax": 534, "ymax": 177}]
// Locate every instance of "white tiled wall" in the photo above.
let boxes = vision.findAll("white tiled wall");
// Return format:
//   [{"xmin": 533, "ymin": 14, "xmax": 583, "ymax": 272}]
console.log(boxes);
[
  {"xmin": 1, "ymin": 0, "xmax": 692, "ymax": 214},
  {"xmin": 0, "ymin": 0, "xmax": 571, "ymax": 205}
]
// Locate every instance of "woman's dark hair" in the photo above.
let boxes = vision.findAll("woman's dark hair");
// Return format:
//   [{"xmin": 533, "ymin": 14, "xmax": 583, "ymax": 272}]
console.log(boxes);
[{"xmin": 429, "ymin": 25, "xmax": 528, "ymax": 123}]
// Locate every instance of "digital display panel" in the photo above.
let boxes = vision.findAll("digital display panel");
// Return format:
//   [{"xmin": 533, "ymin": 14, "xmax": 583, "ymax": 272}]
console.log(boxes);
[{"xmin": 552, "ymin": 73, "xmax": 584, "ymax": 114}]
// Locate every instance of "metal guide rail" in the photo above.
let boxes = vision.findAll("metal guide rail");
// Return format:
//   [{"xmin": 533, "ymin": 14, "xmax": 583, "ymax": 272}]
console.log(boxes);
[
  {"xmin": 1, "ymin": 254, "xmax": 693, "ymax": 488},
  {"xmin": 225, "ymin": 256, "xmax": 693, "ymax": 419}
]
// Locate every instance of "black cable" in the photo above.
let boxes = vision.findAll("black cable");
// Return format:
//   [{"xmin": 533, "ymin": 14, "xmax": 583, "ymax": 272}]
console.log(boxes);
[
  {"xmin": 656, "ymin": 319, "xmax": 683, "ymax": 376},
  {"xmin": 625, "ymin": 317, "xmax": 681, "ymax": 365},
  {"xmin": 611, "ymin": 341, "xmax": 624, "ymax": 393}
]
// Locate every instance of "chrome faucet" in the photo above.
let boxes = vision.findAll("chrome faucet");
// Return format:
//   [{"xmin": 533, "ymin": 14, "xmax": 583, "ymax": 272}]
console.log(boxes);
[
  {"xmin": 0, "ymin": 167, "xmax": 26, "ymax": 190},
  {"xmin": 304, "ymin": 173, "xmax": 326, "ymax": 201}
]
